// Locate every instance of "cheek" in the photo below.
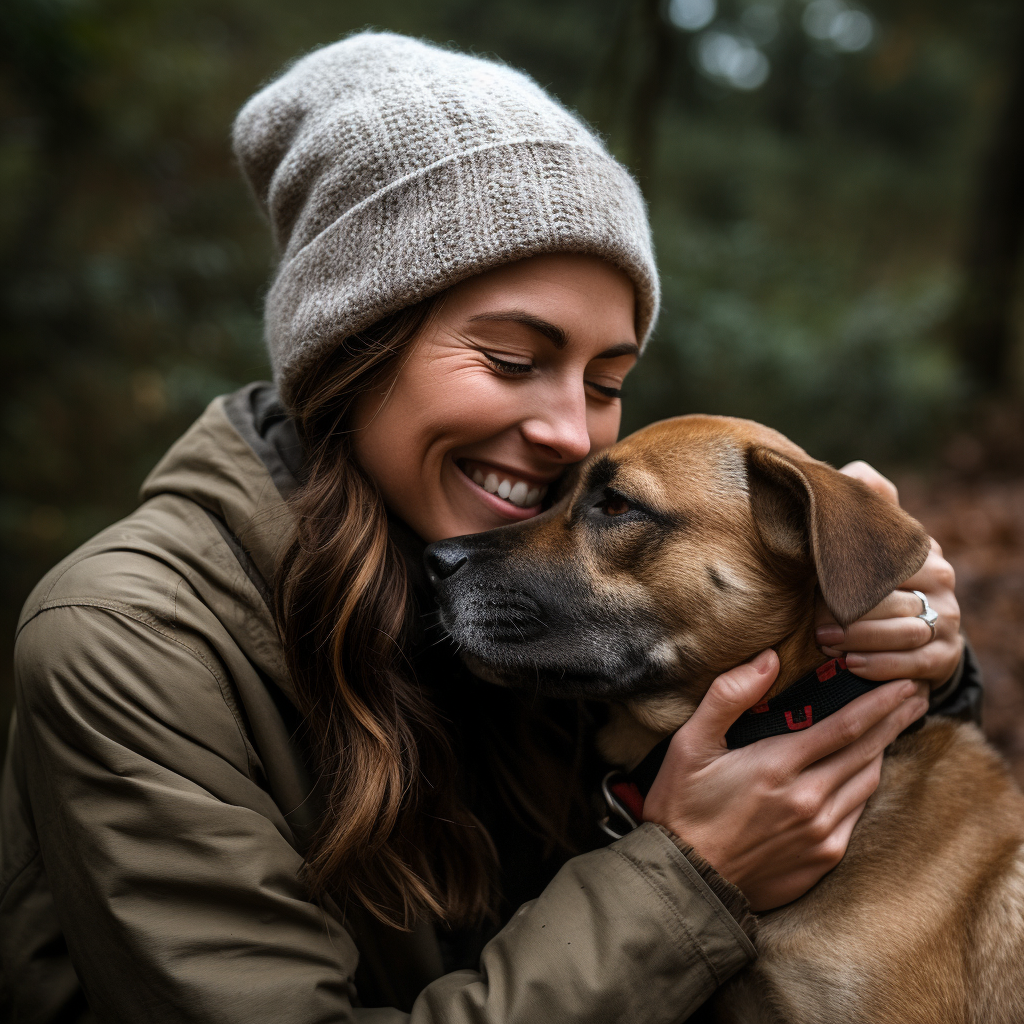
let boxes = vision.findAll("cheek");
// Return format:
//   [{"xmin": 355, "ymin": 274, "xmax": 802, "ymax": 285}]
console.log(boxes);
[
  {"xmin": 587, "ymin": 405, "xmax": 623, "ymax": 452},
  {"xmin": 351, "ymin": 404, "xmax": 413, "ymax": 497},
  {"xmin": 354, "ymin": 363, "xmax": 521, "ymax": 488},
  {"xmin": 426, "ymin": 374, "xmax": 518, "ymax": 436},
  {"xmin": 351, "ymin": 372, "xmax": 438, "ymax": 497}
]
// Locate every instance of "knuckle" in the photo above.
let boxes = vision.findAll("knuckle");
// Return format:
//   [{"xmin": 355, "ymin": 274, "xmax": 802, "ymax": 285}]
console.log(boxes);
[
  {"xmin": 789, "ymin": 787, "xmax": 823, "ymax": 823},
  {"xmin": 856, "ymin": 760, "xmax": 882, "ymax": 801},
  {"xmin": 924, "ymin": 646, "xmax": 949, "ymax": 679},
  {"xmin": 914, "ymin": 643, "xmax": 938, "ymax": 675},
  {"xmin": 806, "ymin": 814, "xmax": 833, "ymax": 844},
  {"xmin": 935, "ymin": 560, "xmax": 956, "ymax": 591},
  {"xmin": 760, "ymin": 759, "xmax": 793, "ymax": 791},
  {"xmin": 713, "ymin": 672, "xmax": 750, "ymax": 707},
  {"xmin": 819, "ymin": 832, "xmax": 848, "ymax": 866},
  {"xmin": 833, "ymin": 713, "xmax": 864, "ymax": 749}
]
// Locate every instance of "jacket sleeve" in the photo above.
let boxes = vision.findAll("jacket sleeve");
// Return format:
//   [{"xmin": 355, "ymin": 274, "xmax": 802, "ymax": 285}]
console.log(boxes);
[
  {"xmin": 928, "ymin": 640, "xmax": 983, "ymax": 726},
  {"xmin": 12, "ymin": 602, "xmax": 755, "ymax": 1024}
]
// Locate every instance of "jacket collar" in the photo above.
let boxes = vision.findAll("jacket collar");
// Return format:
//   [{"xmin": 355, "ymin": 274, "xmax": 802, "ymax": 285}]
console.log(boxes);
[
  {"xmin": 138, "ymin": 382, "xmax": 433, "ymax": 708},
  {"xmin": 139, "ymin": 383, "xmax": 297, "ymax": 589}
]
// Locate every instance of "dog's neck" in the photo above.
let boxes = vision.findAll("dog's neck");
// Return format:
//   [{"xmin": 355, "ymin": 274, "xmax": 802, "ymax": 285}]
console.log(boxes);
[
  {"xmin": 765, "ymin": 600, "xmax": 830, "ymax": 697},
  {"xmin": 602, "ymin": 591, "xmax": 830, "ymax": 770}
]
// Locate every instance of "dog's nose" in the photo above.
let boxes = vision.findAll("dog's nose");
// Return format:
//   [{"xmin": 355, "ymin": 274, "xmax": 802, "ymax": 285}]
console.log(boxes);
[{"xmin": 424, "ymin": 542, "xmax": 469, "ymax": 582}]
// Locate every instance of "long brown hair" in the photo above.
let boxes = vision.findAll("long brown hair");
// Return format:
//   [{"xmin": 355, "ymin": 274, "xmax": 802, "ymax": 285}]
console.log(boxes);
[
  {"xmin": 276, "ymin": 296, "xmax": 592, "ymax": 930},
  {"xmin": 275, "ymin": 294, "xmax": 500, "ymax": 929}
]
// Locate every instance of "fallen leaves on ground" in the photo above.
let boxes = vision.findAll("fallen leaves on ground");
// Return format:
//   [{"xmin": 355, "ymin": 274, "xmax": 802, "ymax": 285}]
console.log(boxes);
[{"xmin": 899, "ymin": 473, "xmax": 1024, "ymax": 784}]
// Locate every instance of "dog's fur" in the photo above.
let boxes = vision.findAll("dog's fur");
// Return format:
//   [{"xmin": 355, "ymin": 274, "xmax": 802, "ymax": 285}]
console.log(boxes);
[{"xmin": 426, "ymin": 415, "xmax": 1024, "ymax": 1024}]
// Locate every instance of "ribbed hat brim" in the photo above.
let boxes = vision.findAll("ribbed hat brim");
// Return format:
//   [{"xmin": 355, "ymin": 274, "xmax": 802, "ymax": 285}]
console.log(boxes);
[{"xmin": 268, "ymin": 138, "xmax": 659, "ymax": 404}]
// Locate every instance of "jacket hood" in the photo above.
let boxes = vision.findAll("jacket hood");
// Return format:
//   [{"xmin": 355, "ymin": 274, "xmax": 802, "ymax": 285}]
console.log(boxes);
[
  {"xmin": 137, "ymin": 383, "xmax": 302, "ymax": 701},
  {"xmin": 140, "ymin": 383, "xmax": 302, "ymax": 590},
  {"xmin": 137, "ymin": 382, "xmax": 436, "ymax": 705}
]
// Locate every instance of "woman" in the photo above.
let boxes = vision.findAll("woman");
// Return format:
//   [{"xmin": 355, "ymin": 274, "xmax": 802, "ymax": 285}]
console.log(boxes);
[{"xmin": 0, "ymin": 33, "xmax": 973, "ymax": 1023}]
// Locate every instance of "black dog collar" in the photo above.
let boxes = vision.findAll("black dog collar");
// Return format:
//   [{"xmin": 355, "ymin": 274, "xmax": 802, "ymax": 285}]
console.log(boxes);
[
  {"xmin": 599, "ymin": 658, "xmax": 899, "ymax": 834},
  {"xmin": 724, "ymin": 656, "xmax": 884, "ymax": 748}
]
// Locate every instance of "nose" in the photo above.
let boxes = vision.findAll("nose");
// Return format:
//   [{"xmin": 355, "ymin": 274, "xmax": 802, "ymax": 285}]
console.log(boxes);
[
  {"xmin": 424, "ymin": 542, "xmax": 469, "ymax": 583},
  {"xmin": 520, "ymin": 385, "xmax": 592, "ymax": 462}
]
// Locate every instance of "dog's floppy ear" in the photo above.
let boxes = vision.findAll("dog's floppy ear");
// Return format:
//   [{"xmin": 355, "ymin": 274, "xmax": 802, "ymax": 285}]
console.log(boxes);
[{"xmin": 746, "ymin": 446, "xmax": 931, "ymax": 627}]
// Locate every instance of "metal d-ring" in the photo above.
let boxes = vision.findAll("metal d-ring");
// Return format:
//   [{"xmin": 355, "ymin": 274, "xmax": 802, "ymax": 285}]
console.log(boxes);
[{"xmin": 596, "ymin": 771, "xmax": 639, "ymax": 840}]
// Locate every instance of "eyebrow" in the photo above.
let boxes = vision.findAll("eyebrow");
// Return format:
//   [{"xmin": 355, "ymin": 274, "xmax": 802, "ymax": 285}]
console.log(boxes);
[
  {"xmin": 468, "ymin": 310, "xmax": 639, "ymax": 359},
  {"xmin": 583, "ymin": 454, "xmax": 617, "ymax": 492},
  {"xmin": 592, "ymin": 340, "xmax": 641, "ymax": 359}
]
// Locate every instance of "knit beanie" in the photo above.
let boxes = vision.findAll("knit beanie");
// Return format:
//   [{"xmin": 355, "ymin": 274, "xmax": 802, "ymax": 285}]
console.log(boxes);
[{"xmin": 232, "ymin": 32, "xmax": 659, "ymax": 406}]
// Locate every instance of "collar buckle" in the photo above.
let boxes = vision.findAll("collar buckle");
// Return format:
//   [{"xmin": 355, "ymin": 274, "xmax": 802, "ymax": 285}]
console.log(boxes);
[{"xmin": 597, "ymin": 770, "xmax": 640, "ymax": 839}]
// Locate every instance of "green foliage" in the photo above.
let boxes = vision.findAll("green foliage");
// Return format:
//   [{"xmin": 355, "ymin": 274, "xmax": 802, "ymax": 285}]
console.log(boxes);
[{"xmin": 1, "ymin": 0, "xmax": 1021, "ymax": 723}]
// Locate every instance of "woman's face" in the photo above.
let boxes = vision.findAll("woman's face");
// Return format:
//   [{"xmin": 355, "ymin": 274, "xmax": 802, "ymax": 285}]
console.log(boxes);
[{"xmin": 352, "ymin": 253, "xmax": 639, "ymax": 543}]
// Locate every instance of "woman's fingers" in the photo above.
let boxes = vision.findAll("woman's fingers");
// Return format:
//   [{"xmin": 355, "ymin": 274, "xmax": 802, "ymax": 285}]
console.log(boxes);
[
  {"xmin": 807, "ymin": 683, "xmax": 926, "ymax": 779},
  {"xmin": 838, "ymin": 460, "xmax": 899, "ymax": 505},
  {"xmin": 645, "ymin": 671, "xmax": 925, "ymax": 912},
  {"xmin": 814, "ymin": 535, "xmax": 962, "ymax": 686},
  {"xmin": 902, "ymin": 538, "xmax": 953, "ymax": 590},
  {"xmin": 680, "ymin": 649, "xmax": 778, "ymax": 755},
  {"xmin": 817, "ymin": 755, "xmax": 884, "ymax": 832},
  {"xmin": 839, "ymin": 647, "xmax": 958, "ymax": 683},
  {"xmin": 815, "ymin": 588, "xmax": 941, "ymax": 642},
  {"xmin": 777, "ymin": 678, "xmax": 926, "ymax": 773},
  {"xmin": 817, "ymin": 614, "xmax": 936, "ymax": 654}
]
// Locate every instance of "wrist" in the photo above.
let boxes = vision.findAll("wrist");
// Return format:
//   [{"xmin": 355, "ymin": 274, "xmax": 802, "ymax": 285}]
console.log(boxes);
[{"xmin": 654, "ymin": 825, "xmax": 758, "ymax": 940}]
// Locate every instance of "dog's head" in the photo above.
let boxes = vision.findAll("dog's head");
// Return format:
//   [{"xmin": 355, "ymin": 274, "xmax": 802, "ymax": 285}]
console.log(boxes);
[{"xmin": 425, "ymin": 415, "xmax": 930, "ymax": 705}]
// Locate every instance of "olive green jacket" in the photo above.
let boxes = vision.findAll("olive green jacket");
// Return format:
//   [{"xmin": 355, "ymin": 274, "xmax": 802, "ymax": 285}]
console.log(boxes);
[{"xmin": 0, "ymin": 384, "xmax": 756, "ymax": 1024}]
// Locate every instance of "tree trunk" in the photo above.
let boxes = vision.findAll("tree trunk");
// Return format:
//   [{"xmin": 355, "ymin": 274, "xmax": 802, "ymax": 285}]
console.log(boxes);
[
  {"xmin": 628, "ymin": 0, "xmax": 676, "ymax": 193},
  {"xmin": 948, "ymin": 11, "xmax": 1024, "ymax": 393}
]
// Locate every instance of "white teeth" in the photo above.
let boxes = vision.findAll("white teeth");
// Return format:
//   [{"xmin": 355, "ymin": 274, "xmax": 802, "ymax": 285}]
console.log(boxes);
[
  {"xmin": 467, "ymin": 463, "xmax": 549, "ymax": 508},
  {"xmin": 509, "ymin": 481, "xmax": 529, "ymax": 506}
]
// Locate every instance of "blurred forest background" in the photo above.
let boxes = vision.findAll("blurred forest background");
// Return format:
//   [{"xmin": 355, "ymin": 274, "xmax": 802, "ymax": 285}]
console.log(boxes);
[{"xmin": 2, "ymin": 0, "xmax": 1023, "ymax": 766}]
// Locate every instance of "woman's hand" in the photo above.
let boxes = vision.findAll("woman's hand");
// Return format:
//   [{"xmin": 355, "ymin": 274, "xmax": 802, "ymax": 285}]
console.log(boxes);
[
  {"xmin": 642, "ymin": 650, "xmax": 928, "ymax": 911},
  {"xmin": 814, "ymin": 461, "xmax": 963, "ymax": 689}
]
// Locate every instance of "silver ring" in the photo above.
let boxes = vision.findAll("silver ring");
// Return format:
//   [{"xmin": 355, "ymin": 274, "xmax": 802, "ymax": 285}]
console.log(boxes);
[{"xmin": 911, "ymin": 589, "xmax": 938, "ymax": 641}]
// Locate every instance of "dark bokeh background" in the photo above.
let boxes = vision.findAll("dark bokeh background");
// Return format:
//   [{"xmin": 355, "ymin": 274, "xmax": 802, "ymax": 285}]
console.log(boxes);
[{"xmin": 3, "ymin": 0, "xmax": 1023, "ymax": 761}]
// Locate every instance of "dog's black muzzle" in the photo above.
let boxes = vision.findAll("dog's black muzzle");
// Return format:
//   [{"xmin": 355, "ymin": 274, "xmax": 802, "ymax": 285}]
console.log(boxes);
[
  {"xmin": 423, "ymin": 530, "xmax": 667, "ymax": 699},
  {"xmin": 424, "ymin": 541, "xmax": 468, "ymax": 583},
  {"xmin": 425, "ymin": 534, "xmax": 552, "ymax": 645}
]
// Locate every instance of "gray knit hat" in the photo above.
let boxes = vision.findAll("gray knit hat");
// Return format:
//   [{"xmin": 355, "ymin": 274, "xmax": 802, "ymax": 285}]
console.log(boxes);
[{"xmin": 233, "ymin": 32, "xmax": 659, "ymax": 405}]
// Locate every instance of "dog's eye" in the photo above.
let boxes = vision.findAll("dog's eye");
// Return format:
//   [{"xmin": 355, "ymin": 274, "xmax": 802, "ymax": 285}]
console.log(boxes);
[{"xmin": 599, "ymin": 495, "xmax": 632, "ymax": 517}]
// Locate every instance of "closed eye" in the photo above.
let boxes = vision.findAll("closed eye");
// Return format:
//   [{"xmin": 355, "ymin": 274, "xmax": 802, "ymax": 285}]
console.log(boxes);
[
  {"xmin": 481, "ymin": 349, "xmax": 622, "ymax": 398},
  {"xmin": 587, "ymin": 381, "xmax": 622, "ymax": 399},
  {"xmin": 481, "ymin": 350, "xmax": 532, "ymax": 375}
]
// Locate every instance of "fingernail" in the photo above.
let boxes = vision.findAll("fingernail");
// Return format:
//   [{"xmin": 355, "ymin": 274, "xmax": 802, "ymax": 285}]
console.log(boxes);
[
  {"xmin": 816, "ymin": 626, "xmax": 844, "ymax": 645},
  {"xmin": 845, "ymin": 653, "xmax": 867, "ymax": 668},
  {"xmin": 898, "ymin": 681, "xmax": 918, "ymax": 700},
  {"xmin": 751, "ymin": 649, "xmax": 775, "ymax": 673}
]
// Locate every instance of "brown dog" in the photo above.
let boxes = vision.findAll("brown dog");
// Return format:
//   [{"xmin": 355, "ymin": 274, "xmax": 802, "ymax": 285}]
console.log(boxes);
[{"xmin": 425, "ymin": 414, "xmax": 1024, "ymax": 1024}]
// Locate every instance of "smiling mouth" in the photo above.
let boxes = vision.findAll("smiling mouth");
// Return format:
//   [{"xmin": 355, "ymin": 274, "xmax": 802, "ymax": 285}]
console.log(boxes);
[{"xmin": 457, "ymin": 458, "xmax": 550, "ymax": 509}]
